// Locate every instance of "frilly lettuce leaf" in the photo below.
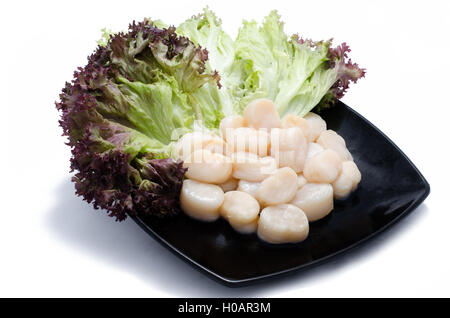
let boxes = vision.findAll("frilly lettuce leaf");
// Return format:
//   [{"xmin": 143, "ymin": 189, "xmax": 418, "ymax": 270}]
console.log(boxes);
[
  {"xmin": 177, "ymin": 8, "xmax": 237, "ymax": 117},
  {"xmin": 178, "ymin": 9, "xmax": 364, "ymax": 117},
  {"xmin": 57, "ymin": 21, "xmax": 220, "ymax": 220},
  {"xmin": 233, "ymin": 11, "xmax": 365, "ymax": 116}
]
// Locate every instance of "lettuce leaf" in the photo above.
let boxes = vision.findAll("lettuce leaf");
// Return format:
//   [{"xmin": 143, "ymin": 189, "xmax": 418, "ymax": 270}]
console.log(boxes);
[
  {"xmin": 177, "ymin": 8, "xmax": 238, "ymax": 118},
  {"xmin": 177, "ymin": 9, "xmax": 364, "ymax": 118},
  {"xmin": 233, "ymin": 11, "xmax": 365, "ymax": 116},
  {"xmin": 57, "ymin": 21, "xmax": 220, "ymax": 220}
]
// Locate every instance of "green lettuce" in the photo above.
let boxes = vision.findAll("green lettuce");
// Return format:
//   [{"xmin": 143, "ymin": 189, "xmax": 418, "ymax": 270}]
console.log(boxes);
[{"xmin": 178, "ymin": 8, "xmax": 365, "ymax": 117}]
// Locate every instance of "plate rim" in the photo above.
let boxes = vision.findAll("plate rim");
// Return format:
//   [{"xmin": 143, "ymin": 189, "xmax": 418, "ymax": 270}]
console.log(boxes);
[{"xmin": 130, "ymin": 102, "xmax": 430, "ymax": 286}]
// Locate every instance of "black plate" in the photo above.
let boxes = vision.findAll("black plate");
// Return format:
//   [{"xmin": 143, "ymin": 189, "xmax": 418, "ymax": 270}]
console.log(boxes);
[{"xmin": 131, "ymin": 101, "xmax": 430, "ymax": 286}]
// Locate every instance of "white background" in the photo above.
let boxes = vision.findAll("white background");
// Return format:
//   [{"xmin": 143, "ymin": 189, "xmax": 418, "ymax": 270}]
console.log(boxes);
[{"xmin": 1, "ymin": 0, "xmax": 449, "ymax": 297}]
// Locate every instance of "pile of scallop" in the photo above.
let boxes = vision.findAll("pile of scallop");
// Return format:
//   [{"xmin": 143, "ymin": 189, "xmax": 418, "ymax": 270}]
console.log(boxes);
[{"xmin": 175, "ymin": 99, "xmax": 361, "ymax": 244}]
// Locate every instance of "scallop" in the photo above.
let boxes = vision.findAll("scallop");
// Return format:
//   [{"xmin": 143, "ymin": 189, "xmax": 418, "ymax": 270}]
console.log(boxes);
[
  {"xmin": 290, "ymin": 183, "xmax": 334, "ymax": 221},
  {"xmin": 303, "ymin": 149, "xmax": 343, "ymax": 183},
  {"xmin": 317, "ymin": 130, "xmax": 353, "ymax": 161},
  {"xmin": 270, "ymin": 127, "xmax": 308, "ymax": 172},
  {"xmin": 345, "ymin": 161, "xmax": 362, "ymax": 189},
  {"xmin": 256, "ymin": 167, "xmax": 298, "ymax": 206},
  {"xmin": 331, "ymin": 173, "xmax": 353, "ymax": 199},
  {"xmin": 237, "ymin": 180, "xmax": 261, "ymax": 197},
  {"xmin": 304, "ymin": 112, "xmax": 326, "ymax": 141},
  {"xmin": 297, "ymin": 174, "xmax": 307, "ymax": 189},
  {"xmin": 257, "ymin": 204, "xmax": 309, "ymax": 244},
  {"xmin": 203, "ymin": 137, "xmax": 231, "ymax": 156},
  {"xmin": 218, "ymin": 177, "xmax": 239, "ymax": 192},
  {"xmin": 270, "ymin": 127, "xmax": 306, "ymax": 151},
  {"xmin": 306, "ymin": 142, "xmax": 324, "ymax": 161},
  {"xmin": 273, "ymin": 149, "xmax": 307, "ymax": 173},
  {"xmin": 280, "ymin": 114, "xmax": 311, "ymax": 141},
  {"xmin": 184, "ymin": 149, "xmax": 232, "ymax": 184},
  {"xmin": 319, "ymin": 129, "xmax": 345, "ymax": 145},
  {"xmin": 243, "ymin": 98, "xmax": 281, "ymax": 130},
  {"xmin": 180, "ymin": 179, "xmax": 224, "ymax": 222},
  {"xmin": 232, "ymin": 152, "xmax": 277, "ymax": 182},
  {"xmin": 225, "ymin": 127, "xmax": 270, "ymax": 157},
  {"xmin": 220, "ymin": 191, "xmax": 260, "ymax": 233},
  {"xmin": 332, "ymin": 161, "xmax": 362, "ymax": 199},
  {"xmin": 173, "ymin": 132, "xmax": 207, "ymax": 160},
  {"xmin": 174, "ymin": 132, "xmax": 225, "ymax": 159},
  {"xmin": 233, "ymin": 220, "xmax": 258, "ymax": 234},
  {"xmin": 219, "ymin": 115, "xmax": 245, "ymax": 138}
]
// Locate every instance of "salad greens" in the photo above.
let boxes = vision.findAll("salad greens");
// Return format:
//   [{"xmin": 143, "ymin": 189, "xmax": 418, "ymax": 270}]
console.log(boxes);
[
  {"xmin": 56, "ymin": 8, "xmax": 364, "ymax": 220},
  {"xmin": 177, "ymin": 9, "xmax": 364, "ymax": 116}
]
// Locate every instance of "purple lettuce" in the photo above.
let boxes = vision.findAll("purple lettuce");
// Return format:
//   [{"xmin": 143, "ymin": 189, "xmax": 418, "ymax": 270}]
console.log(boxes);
[
  {"xmin": 294, "ymin": 38, "xmax": 366, "ymax": 110},
  {"xmin": 56, "ymin": 21, "xmax": 219, "ymax": 220}
]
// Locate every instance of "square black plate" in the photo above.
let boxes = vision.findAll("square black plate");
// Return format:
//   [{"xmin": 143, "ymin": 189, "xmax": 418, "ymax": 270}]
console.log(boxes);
[{"xmin": 131, "ymin": 101, "xmax": 430, "ymax": 286}]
